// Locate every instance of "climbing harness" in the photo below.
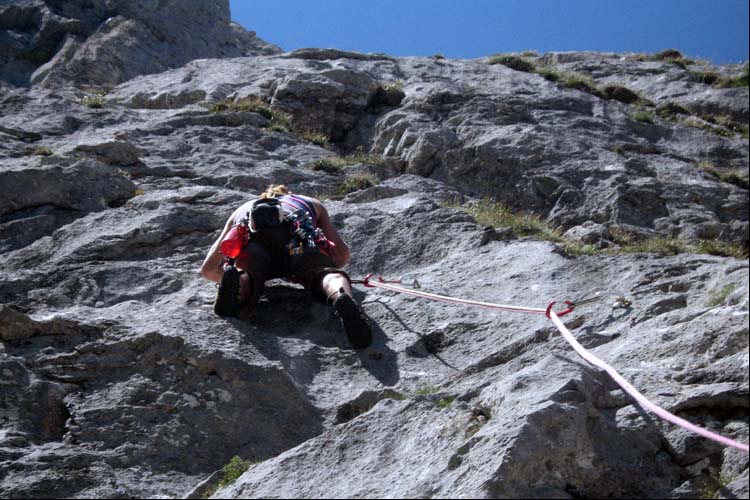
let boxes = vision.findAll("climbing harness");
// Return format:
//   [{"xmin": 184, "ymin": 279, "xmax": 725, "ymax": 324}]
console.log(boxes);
[
  {"xmin": 285, "ymin": 208, "xmax": 319, "ymax": 256},
  {"xmin": 356, "ymin": 274, "xmax": 749, "ymax": 453},
  {"xmin": 285, "ymin": 208, "xmax": 336, "ymax": 258}
]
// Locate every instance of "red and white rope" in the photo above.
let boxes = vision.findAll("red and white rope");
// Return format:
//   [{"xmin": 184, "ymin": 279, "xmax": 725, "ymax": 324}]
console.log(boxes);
[{"xmin": 359, "ymin": 274, "xmax": 749, "ymax": 452}]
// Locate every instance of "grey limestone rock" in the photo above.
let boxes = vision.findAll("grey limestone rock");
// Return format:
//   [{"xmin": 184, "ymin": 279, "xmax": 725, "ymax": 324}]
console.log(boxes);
[
  {"xmin": 0, "ymin": 17, "xmax": 748, "ymax": 500},
  {"xmin": 563, "ymin": 221, "xmax": 612, "ymax": 247},
  {"xmin": 716, "ymin": 470, "xmax": 749, "ymax": 499},
  {"xmin": 95, "ymin": 52, "xmax": 748, "ymax": 248},
  {"xmin": 0, "ymin": 0, "xmax": 281, "ymax": 88}
]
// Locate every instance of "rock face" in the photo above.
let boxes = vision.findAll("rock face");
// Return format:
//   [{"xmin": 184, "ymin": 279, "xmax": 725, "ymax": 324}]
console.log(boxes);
[
  {"xmin": 87, "ymin": 49, "xmax": 748, "ymax": 246},
  {"xmin": 0, "ymin": 10, "xmax": 748, "ymax": 499},
  {"xmin": 0, "ymin": 0, "xmax": 281, "ymax": 88}
]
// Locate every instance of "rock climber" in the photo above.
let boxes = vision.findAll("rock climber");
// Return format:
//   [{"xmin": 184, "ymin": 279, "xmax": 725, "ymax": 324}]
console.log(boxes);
[{"xmin": 199, "ymin": 184, "xmax": 372, "ymax": 349}]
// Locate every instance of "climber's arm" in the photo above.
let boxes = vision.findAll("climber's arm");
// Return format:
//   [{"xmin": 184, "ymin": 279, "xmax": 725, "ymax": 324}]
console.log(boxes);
[
  {"xmin": 314, "ymin": 201, "xmax": 350, "ymax": 268},
  {"xmin": 200, "ymin": 210, "xmax": 240, "ymax": 283}
]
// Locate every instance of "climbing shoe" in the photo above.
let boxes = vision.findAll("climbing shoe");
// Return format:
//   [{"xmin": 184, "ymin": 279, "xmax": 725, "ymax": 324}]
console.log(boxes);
[
  {"xmin": 214, "ymin": 265, "xmax": 242, "ymax": 317},
  {"xmin": 333, "ymin": 292, "xmax": 372, "ymax": 349}
]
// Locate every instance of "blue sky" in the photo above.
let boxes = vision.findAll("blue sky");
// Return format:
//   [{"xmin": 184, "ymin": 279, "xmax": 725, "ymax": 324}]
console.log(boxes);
[{"xmin": 230, "ymin": 0, "xmax": 748, "ymax": 64}]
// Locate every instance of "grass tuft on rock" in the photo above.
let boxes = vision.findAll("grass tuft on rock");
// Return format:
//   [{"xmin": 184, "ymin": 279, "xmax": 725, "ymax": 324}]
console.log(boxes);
[
  {"xmin": 311, "ymin": 153, "xmax": 388, "ymax": 174},
  {"xmin": 690, "ymin": 70, "xmax": 721, "ymax": 85},
  {"xmin": 412, "ymin": 386, "xmax": 440, "ymax": 397},
  {"xmin": 715, "ymin": 64, "xmax": 749, "ymax": 88},
  {"xmin": 699, "ymin": 468, "xmax": 736, "ymax": 499},
  {"xmin": 535, "ymin": 66, "xmax": 560, "ymax": 82},
  {"xmin": 78, "ymin": 94, "xmax": 106, "ymax": 108},
  {"xmin": 609, "ymin": 227, "xmax": 688, "ymax": 256},
  {"xmin": 451, "ymin": 200, "xmax": 748, "ymax": 259},
  {"xmin": 333, "ymin": 174, "xmax": 379, "ymax": 198},
  {"xmin": 311, "ymin": 158, "xmax": 344, "ymax": 173},
  {"xmin": 683, "ymin": 115, "xmax": 745, "ymax": 138},
  {"xmin": 632, "ymin": 109, "xmax": 656, "ymax": 124},
  {"xmin": 704, "ymin": 115, "xmax": 750, "ymax": 138},
  {"xmin": 652, "ymin": 49, "xmax": 694, "ymax": 67},
  {"xmin": 601, "ymin": 84, "xmax": 644, "ymax": 105},
  {"xmin": 301, "ymin": 130, "xmax": 330, "ymax": 147},
  {"xmin": 382, "ymin": 80, "xmax": 404, "ymax": 93},
  {"xmin": 437, "ymin": 396, "xmax": 455, "ymax": 409},
  {"xmin": 657, "ymin": 102, "xmax": 691, "ymax": 120},
  {"xmin": 28, "ymin": 146, "xmax": 53, "ymax": 156},
  {"xmin": 218, "ymin": 456, "xmax": 250, "ymax": 489},
  {"xmin": 653, "ymin": 48, "xmax": 685, "ymax": 61},
  {"xmin": 488, "ymin": 54, "xmax": 536, "ymax": 73},
  {"xmin": 456, "ymin": 199, "xmax": 559, "ymax": 240},
  {"xmin": 447, "ymin": 199, "xmax": 598, "ymax": 256},
  {"xmin": 694, "ymin": 239, "xmax": 747, "ymax": 259},
  {"xmin": 210, "ymin": 96, "xmax": 292, "ymax": 131},
  {"xmin": 706, "ymin": 284, "xmax": 737, "ymax": 307},
  {"xmin": 610, "ymin": 226, "xmax": 747, "ymax": 258},
  {"xmin": 559, "ymin": 72, "xmax": 599, "ymax": 94},
  {"xmin": 631, "ymin": 49, "xmax": 695, "ymax": 68},
  {"xmin": 697, "ymin": 161, "xmax": 750, "ymax": 190}
]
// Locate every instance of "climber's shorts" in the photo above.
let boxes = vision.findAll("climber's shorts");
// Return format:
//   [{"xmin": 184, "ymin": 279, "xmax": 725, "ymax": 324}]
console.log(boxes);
[{"xmin": 235, "ymin": 242, "xmax": 349, "ymax": 312}]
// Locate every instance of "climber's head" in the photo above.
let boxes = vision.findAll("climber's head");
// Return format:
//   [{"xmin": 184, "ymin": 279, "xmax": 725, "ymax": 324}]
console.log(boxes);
[{"xmin": 259, "ymin": 184, "xmax": 290, "ymax": 199}]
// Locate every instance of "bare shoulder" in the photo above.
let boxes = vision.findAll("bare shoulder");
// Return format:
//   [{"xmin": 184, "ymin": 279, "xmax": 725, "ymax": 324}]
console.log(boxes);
[
  {"xmin": 300, "ymin": 195, "xmax": 327, "ymax": 219},
  {"xmin": 312, "ymin": 198, "xmax": 328, "ymax": 216}
]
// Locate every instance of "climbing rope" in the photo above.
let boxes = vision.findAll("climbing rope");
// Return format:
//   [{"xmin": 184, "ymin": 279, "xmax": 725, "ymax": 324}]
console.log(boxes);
[{"xmin": 356, "ymin": 274, "xmax": 749, "ymax": 453}]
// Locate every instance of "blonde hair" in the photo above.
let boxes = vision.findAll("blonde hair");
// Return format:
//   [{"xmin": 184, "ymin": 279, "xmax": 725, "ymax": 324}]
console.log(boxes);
[{"xmin": 260, "ymin": 184, "xmax": 290, "ymax": 199}]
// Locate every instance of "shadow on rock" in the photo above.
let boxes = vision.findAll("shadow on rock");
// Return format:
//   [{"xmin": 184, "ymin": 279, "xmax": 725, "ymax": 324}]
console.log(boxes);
[
  {"xmin": 247, "ymin": 283, "xmax": 348, "ymax": 348},
  {"xmin": 231, "ymin": 284, "xmax": 401, "ymax": 387},
  {"xmin": 368, "ymin": 298, "xmax": 461, "ymax": 372},
  {"xmin": 354, "ymin": 320, "xmax": 400, "ymax": 388}
]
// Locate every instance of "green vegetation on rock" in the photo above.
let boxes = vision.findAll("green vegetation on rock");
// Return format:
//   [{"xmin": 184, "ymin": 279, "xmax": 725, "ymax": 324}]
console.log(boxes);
[
  {"xmin": 311, "ymin": 153, "xmax": 388, "ymax": 174},
  {"xmin": 28, "ymin": 146, "xmax": 53, "ymax": 156},
  {"xmin": 449, "ymin": 199, "xmax": 747, "ymax": 259},
  {"xmin": 210, "ymin": 96, "xmax": 293, "ymax": 131},
  {"xmin": 697, "ymin": 161, "xmax": 749, "ymax": 190},
  {"xmin": 78, "ymin": 94, "xmax": 106, "ymax": 108},
  {"xmin": 333, "ymin": 174, "xmax": 379, "ymax": 198},
  {"xmin": 301, "ymin": 130, "xmax": 330, "ymax": 147},
  {"xmin": 488, "ymin": 54, "xmax": 536, "ymax": 73}
]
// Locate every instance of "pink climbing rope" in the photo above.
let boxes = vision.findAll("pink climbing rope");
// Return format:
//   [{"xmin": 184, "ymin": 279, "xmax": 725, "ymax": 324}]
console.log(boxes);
[
  {"xmin": 359, "ymin": 274, "xmax": 576, "ymax": 317},
  {"xmin": 358, "ymin": 274, "xmax": 749, "ymax": 453},
  {"xmin": 547, "ymin": 311, "xmax": 749, "ymax": 452}
]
